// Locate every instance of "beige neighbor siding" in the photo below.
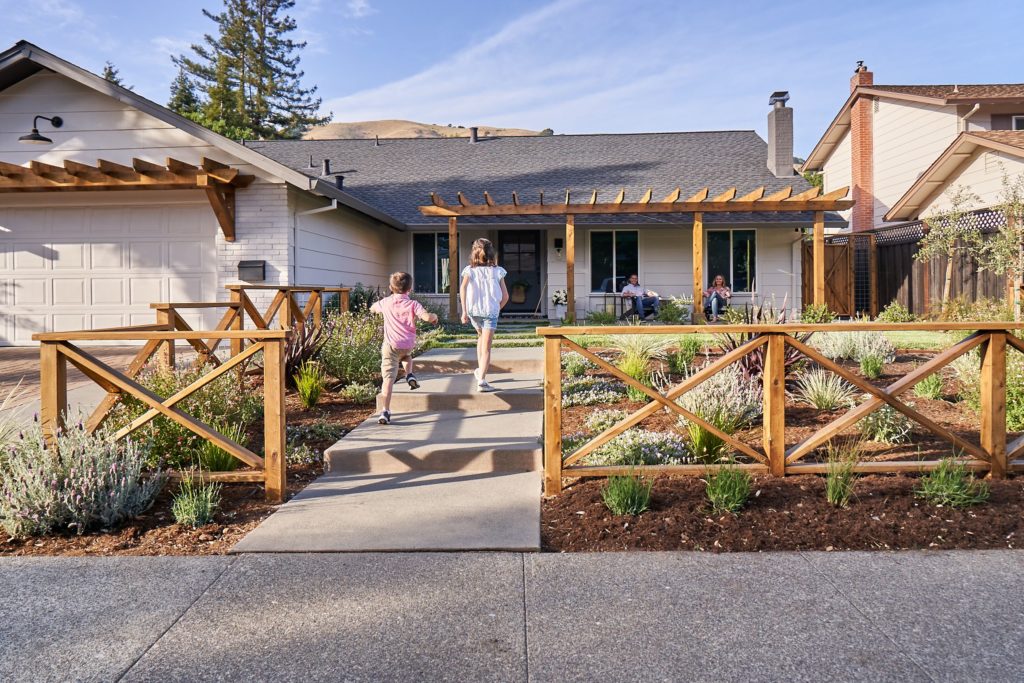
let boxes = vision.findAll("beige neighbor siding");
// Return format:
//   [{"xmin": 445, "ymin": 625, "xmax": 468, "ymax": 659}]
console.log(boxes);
[
  {"xmin": 920, "ymin": 150, "xmax": 1024, "ymax": 215},
  {"xmin": 822, "ymin": 131, "xmax": 852, "ymax": 223},
  {"xmin": 873, "ymin": 99, "xmax": 958, "ymax": 227}
]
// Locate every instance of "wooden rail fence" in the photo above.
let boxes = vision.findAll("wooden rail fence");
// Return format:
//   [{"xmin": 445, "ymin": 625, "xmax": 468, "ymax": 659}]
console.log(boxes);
[
  {"xmin": 537, "ymin": 323, "xmax": 1024, "ymax": 495},
  {"xmin": 33, "ymin": 327, "xmax": 291, "ymax": 502}
]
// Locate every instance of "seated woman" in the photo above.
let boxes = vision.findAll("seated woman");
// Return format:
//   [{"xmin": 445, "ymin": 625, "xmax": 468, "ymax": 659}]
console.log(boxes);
[
  {"xmin": 621, "ymin": 273, "xmax": 660, "ymax": 319},
  {"xmin": 703, "ymin": 274, "xmax": 731, "ymax": 322}
]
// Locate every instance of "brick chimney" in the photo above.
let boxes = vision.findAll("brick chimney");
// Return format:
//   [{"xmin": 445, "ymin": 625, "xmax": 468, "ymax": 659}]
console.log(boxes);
[
  {"xmin": 850, "ymin": 62, "xmax": 874, "ymax": 232},
  {"xmin": 767, "ymin": 91, "xmax": 794, "ymax": 177}
]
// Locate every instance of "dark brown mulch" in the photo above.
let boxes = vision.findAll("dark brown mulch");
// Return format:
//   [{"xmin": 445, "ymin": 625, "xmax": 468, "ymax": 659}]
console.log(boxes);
[
  {"xmin": 0, "ymin": 396, "xmax": 375, "ymax": 557},
  {"xmin": 542, "ymin": 475, "xmax": 1024, "ymax": 552}
]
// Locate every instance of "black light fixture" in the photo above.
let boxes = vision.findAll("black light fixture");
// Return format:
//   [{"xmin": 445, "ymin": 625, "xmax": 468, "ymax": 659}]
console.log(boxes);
[{"xmin": 19, "ymin": 115, "xmax": 63, "ymax": 145}]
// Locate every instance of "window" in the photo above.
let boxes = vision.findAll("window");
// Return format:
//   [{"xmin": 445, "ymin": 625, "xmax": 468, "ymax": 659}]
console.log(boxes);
[
  {"xmin": 412, "ymin": 232, "xmax": 450, "ymax": 294},
  {"xmin": 590, "ymin": 230, "xmax": 638, "ymax": 292},
  {"xmin": 706, "ymin": 230, "xmax": 756, "ymax": 292},
  {"xmin": 1013, "ymin": 115, "xmax": 1024, "ymax": 131}
]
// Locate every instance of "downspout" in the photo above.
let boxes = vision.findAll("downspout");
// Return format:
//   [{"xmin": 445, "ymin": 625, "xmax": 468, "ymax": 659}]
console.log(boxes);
[{"xmin": 959, "ymin": 103, "xmax": 981, "ymax": 132}]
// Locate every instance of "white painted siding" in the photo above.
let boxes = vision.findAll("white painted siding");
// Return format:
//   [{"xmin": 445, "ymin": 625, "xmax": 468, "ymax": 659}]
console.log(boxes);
[
  {"xmin": 0, "ymin": 71, "xmax": 276, "ymax": 179},
  {"xmin": 822, "ymin": 131, "xmax": 852, "ymax": 222},
  {"xmin": 920, "ymin": 151, "xmax": 1024, "ymax": 215},
  {"xmin": 873, "ymin": 99, "xmax": 958, "ymax": 226}
]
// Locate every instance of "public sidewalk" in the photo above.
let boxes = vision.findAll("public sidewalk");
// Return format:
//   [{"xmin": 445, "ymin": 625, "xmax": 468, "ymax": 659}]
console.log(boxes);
[{"xmin": 2, "ymin": 550, "xmax": 1022, "ymax": 682}]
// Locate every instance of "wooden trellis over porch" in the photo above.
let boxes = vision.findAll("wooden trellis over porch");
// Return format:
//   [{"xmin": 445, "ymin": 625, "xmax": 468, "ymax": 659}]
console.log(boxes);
[
  {"xmin": 0, "ymin": 156, "xmax": 255, "ymax": 241},
  {"xmin": 419, "ymin": 185, "xmax": 853, "ymax": 321}
]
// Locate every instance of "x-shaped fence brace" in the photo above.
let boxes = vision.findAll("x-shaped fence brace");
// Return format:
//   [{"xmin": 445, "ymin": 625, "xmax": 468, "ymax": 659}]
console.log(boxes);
[{"xmin": 541, "ymin": 324, "xmax": 1024, "ymax": 495}]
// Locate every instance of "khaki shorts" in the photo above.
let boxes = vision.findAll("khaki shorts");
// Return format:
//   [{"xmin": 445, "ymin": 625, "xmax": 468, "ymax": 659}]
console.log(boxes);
[{"xmin": 380, "ymin": 343, "xmax": 414, "ymax": 383}]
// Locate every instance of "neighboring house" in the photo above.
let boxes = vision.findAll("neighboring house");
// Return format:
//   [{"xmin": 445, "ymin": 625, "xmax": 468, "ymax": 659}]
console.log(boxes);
[
  {"xmin": 0, "ymin": 41, "xmax": 840, "ymax": 346},
  {"xmin": 802, "ymin": 63, "xmax": 1024, "ymax": 231}
]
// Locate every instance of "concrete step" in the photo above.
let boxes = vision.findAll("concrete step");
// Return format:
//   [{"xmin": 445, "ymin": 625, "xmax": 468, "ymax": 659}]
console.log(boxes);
[
  {"xmin": 412, "ymin": 347, "xmax": 543, "ymax": 375},
  {"xmin": 325, "ymin": 409, "xmax": 543, "ymax": 474},
  {"xmin": 231, "ymin": 471, "xmax": 541, "ymax": 552},
  {"xmin": 379, "ymin": 372, "xmax": 542, "ymax": 412}
]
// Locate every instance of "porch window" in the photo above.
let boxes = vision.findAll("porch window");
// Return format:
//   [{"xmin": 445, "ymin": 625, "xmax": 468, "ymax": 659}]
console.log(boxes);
[
  {"xmin": 412, "ymin": 232, "xmax": 450, "ymax": 294},
  {"xmin": 590, "ymin": 230, "xmax": 638, "ymax": 292},
  {"xmin": 706, "ymin": 229, "xmax": 756, "ymax": 292},
  {"xmin": 1013, "ymin": 115, "xmax": 1024, "ymax": 131}
]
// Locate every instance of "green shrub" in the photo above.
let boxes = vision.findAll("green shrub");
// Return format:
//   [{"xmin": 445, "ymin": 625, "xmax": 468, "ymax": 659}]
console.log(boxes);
[
  {"xmin": 915, "ymin": 458, "xmax": 989, "ymax": 508},
  {"xmin": 704, "ymin": 464, "xmax": 751, "ymax": 514},
  {"xmin": 0, "ymin": 422, "xmax": 164, "ymax": 538},
  {"xmin": 197, "ymin": 422, "xmax": 246, "ymax": 472},
  {"xmin": 858, "ymin": 404, "xmax": 912, "ymax": 443},
  {"xmin": 286, "ymin": 421, "xmax": 348, "ymax": 447},
  {"xmin": 617, "ymin": 351, "xmax": 652, "ymax": 402},
  {"xmin": 794, "ymin": 367, "xmax": 857, "ymax": 410},
  {"xmin": 933, "ymin": 296, "xmax": 1012, "ymax": 323},
  {"xmin": 562, "ymin": 377, "xmax": 627, "ymax": 407},
  {"xmin": 318, "ymin": 311, "xmax": 384, "ymax": 384},
  {"xmin": 340, "ymin": 381, "xmax": 378, "ymax": 404},
  {"xmin": 877, "ymin": 301, "xmax": 916, "ymax": 323},
  {"xmin": 677, "ymin": 362, "xmax": 762, "ymax": 463},
  {"xmin": 286, "ymin": 443, "xmax": 321, "ymax": 466},
  {"xmin": 859, "ymin": 354, "xmax": 884, "ymax": 380},
  {"xmin": 601, "ymin": 473, "xmax": 653, "ymax": 515},
  {"xmin": 954, "ymin": 350, "xmax": 1024, "ymax": 430},
  {"xmin": 824, "ymin": 441, "xmax": 860, "ymax": 507},
  {"xmin": 580, "ymin": 429, "xmax": 690, "ymax": 466},
  {"xmin": 913, "ymin": 372, "xmax": 944, "ymax": 400},
  {"xmin": 585, "ymin": 310, "xmax": 618, "ymax": 325},
  {"xmin": 584, "ymin": 409, "xmax": 627, "ymax": 433},
  {"xmin": 171, "ymin": 477, "xmax": 221, "ymax": 528},
  {"xmin": 655, "ymin": 297, "xmax": 691, "ymax": 324},
  {"xmin": 106, "ymin": 364, "xmax": 261, "ymax": 470},
  {"xmin": 813, "ymin": 330, "xmax": 895, "ymax": 364},
  {"xmin": 562, "ymin": 351, "xmax": 596, "ymax": 378},
  {"xmin": 668, "ymin": 336, "xmax": 703, "ymax": 374},
  {"xmin": 344, "ymin": 282, "xmax": 384, "ymax": 312},
  {"xmin": 294, "ymin": 361, "xmax": 326, "ymax": 410},
  {"xmin": 801, "ymin": 303, "xmax": 835, "ymax": 324}
]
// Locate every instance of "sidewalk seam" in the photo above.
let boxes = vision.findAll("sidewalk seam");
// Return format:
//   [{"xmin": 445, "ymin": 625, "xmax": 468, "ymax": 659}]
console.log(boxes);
[
  {"xmin": 796, "ymin": 551, "xmax": 936, "ymax": 682},
  {"xmin": 113, "ymin": 556, "xmax": 238, "ymax": 682},
  {"xmin": 521, "ymin": 553, "xmax": 531, "ymax": 683}
]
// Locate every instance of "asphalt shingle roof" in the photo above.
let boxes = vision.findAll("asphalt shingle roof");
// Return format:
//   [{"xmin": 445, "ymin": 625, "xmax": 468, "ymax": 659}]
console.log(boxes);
[
  {"xmin": 244, "ymin": 131, "xmax": 831, "ymax": 227},
  {"xmin": 869, "ymin": 84, "xmax": 1024, "ymax": 101}
]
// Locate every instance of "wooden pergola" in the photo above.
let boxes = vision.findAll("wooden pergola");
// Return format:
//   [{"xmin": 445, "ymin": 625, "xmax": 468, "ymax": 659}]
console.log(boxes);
[
  {"xmin": 418, "ymin": 185, "xmax": 854, "ymax": 321},
  {"xmin": 0, "ymin": 156, "xmax": 254, "ymax": 241}
]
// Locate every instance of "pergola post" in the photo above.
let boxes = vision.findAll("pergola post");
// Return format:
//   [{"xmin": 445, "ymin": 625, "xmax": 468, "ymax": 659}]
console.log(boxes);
[
  {"xmin": 448, "ymin": 216, "xmax": 458, "ymax": 320},
  {"xmin": 566, "ymin": 215, "xmax": 575, "ymax": 323},
  {"xmin": 692, "ymin": 212, "xmax": 704, "ymax": 322},
  {"xmin": 813, "ymin": 210, "xmax": 825, "ymax": 306}
]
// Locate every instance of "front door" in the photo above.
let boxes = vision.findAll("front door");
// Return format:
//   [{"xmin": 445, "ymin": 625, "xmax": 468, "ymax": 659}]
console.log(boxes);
[{"xmin": 498, "ymin": 230, "xmax": 542, "ymax": 313}]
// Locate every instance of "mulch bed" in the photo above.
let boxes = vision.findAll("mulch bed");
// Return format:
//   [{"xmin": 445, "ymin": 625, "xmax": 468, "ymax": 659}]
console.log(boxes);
[
  {"xmin": 0, "ymin": 391, "xmax": 374, "ymax": 557},
  {"xmin": 543, "ymin": 475, "xmax": 1024, "ymax": 552}
]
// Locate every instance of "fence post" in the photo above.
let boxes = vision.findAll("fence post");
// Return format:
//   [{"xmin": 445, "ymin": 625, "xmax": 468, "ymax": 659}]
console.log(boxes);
[
  {"xmin": 543, "ymin": 336, "xmax": 563, "ymax": 495},
  {"xmin": 40, "ymin": 342, "xmax": 67, "ymax": 448},
  {"xmin": 341, "ymin": 288, "xmax": 350, "ymax": 313},
  {"xmin": 263, "ymin": 338, "xmax": 287, "ymax": 502},
  {"xmin": 763, "ymin": 333, "xmax": 786, "ymax": 476},
  {"xmin": 311, "ymin": 290, "xmax": 322, "ymax": 331},
  {"xmin": 155, "ymin": 308, "xmax": 175, "ymax": 369},
  {"xmin": 980, "ymin": 331, "xmax": 1007, "ymax": 478},
  {"xmin": 230, "ymin": 288, "xmax": 244, "ymax": 357}
]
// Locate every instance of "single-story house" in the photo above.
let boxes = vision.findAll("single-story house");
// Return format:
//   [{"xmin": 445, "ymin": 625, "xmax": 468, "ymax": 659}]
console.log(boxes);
[{"xmin": 0, "ymin": 41, "xmax": 844, "ymax": 346}]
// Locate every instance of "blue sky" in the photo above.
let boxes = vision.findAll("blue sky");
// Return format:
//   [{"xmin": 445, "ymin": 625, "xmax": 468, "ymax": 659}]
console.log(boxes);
[{"xmin": 2, "ymin": 0, "xmax": 1022, "ymax": 155}]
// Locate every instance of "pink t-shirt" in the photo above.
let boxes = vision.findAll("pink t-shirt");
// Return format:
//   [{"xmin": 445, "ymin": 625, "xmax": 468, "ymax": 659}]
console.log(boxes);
[{"xmin": 371, "ymin": 293, "xmax": 425, "ymax": 350}]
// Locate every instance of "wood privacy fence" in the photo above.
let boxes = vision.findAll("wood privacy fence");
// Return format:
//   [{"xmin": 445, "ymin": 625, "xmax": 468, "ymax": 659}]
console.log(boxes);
[
  {"xmin": 32, "ymin": 326, "xmax": 291, "ymax": 502},
  {"xmin": 537, "ymin": 323, "xmax": 1024, "ymax": 495}
]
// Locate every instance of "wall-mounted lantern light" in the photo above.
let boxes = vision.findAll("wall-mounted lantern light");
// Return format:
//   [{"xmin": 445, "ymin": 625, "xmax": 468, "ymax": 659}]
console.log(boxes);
[
  {"xmin": 19, "ymin": 115, "xmax": 63, "ymax": 145},
  {"xmin": 553, "ymin": 237, "xmax": 564, "ymax": 258}
]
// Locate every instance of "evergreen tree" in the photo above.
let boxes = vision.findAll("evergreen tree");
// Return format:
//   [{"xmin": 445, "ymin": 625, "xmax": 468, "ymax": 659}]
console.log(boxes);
[
  {"xmin": 168, "ymin": 68, "xmax": 201, "ymax": 115},
  {"xmin": 101, "ymin": 61, "xmax": 132, "ymax": 90},
  {"xmin": 174, "ymin": 0, "xmax": 330, "ymax": 139}
]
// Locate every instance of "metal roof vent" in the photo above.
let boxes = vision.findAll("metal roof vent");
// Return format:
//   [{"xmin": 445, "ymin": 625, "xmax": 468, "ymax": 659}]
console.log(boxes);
[
  {"xmin": 469, "ymin": 126, "xmax": 478, "ymax": 143},
  {"xmin": 769, "ymin": 91, "xmax": 790, "ymax": 108}
]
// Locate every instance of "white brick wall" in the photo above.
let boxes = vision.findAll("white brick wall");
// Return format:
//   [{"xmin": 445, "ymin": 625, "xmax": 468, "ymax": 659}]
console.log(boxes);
[{"xmin": 216, "ymin": 182, "xmax": 293, "ymax": 311}]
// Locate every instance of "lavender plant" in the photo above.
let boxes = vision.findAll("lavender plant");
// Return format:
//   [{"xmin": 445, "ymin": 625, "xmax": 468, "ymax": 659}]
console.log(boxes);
[
  {"xmin": 0, "ymin": 420, "xmax": 164, "ymax": 538},
  {"xmin": 317, "ymin": 311, "xmax": 384, "ymax": 384},
  {"xmin": 676, "ymin": 361, "xmax": 762, "ymax": 463},
  {"xmin": 579, "ymin": 429, "xmax": 690, "ymax": 467},
  {"xmin": 562, "ymin": 377, "xmax": 627, "ymax": 407}
]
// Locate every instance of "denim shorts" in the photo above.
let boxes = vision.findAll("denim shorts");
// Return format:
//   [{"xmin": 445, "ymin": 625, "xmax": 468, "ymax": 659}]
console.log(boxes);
[{"xmin": 469, "ymin": 315, "xmax": 498, "ymax": 331}]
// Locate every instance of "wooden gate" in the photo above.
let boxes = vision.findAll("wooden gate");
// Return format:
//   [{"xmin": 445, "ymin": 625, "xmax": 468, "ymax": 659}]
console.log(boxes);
[{"xmin": 802, "ymin": 238, "xmax": 853, "ymax": 316}]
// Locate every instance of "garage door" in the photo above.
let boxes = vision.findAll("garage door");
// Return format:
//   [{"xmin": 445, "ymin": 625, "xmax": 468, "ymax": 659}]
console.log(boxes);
[{"xmin": 0, "ymin": 202, "xmax": 219, "ymax": 345}]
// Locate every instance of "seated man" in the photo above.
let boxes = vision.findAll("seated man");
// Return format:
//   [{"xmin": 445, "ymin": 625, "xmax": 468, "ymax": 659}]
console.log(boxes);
[{"xmin": 621, "ymin": 273, "xmax": 660, "ymax": 319}]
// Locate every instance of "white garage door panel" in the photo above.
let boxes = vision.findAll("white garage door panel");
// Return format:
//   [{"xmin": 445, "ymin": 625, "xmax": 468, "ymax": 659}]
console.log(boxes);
[{"xmin": 0, "ymin": 203, "xmax": 219, "ymax": 346}]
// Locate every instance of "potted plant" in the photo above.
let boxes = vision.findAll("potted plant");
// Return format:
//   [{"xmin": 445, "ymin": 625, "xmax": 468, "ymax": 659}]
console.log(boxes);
[
  {"xmin": 551, "ymin": 288, "xmax": 568, "ymax": 321},
  {"xmin": 509, "ymin": 279, "xmax": 531, "ymax": 304}
]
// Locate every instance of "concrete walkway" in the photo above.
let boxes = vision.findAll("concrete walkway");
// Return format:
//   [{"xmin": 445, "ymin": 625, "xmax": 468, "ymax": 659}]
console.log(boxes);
[
  {"xmin": 2, "ymin": 550, "xmax": 1022, "ymax": 682},
  {"xmin": 235, "ymin": 347, "xmax": 545, "ymax": 553}
]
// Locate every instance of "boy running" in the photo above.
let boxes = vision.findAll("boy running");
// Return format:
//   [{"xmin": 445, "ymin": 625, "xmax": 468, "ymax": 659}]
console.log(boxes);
[{"xmin": 370, "ymin": 272, "xmax": 438, "ymax": 424}]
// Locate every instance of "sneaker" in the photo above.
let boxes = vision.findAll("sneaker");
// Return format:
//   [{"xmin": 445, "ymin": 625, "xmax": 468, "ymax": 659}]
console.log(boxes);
[
  {"xmin": 476, "ymin": 380, "xmax": 496, "ymax": 393},
  {"xmin": 377, "ymin": 410, "xmax": 391, "ymax": 425},
  {"xmin": 406, "ymin": 373, "xmax": 420, "ymax": 390}
]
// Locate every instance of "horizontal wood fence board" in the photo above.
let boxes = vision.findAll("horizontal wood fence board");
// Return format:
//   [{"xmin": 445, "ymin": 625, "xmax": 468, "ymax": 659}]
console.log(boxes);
[
  {"xmin": 566, "ymin": 463, "xmax": 769, "ymax": 477},
  {"xmin": 537, "ymin": 322, "xmax": 1024, "ymax": 336},
  {"xmin": 785, "ymin": 460, "xmax": 990, "ymax": 474},
  {"xmin": 33, "ymin": 330, "xmax": 289, "ymax": 341}
]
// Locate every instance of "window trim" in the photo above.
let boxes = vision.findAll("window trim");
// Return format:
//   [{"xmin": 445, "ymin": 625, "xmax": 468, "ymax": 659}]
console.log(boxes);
[
  {"xmin": 411, "ymin": 231, "xmax": 450, "ymax": 294},
  {"xmin": 588, "ymin": 228, "xmax": 640, "ymax": 293},
  {"xmin": 1012, "ymin": 115, "xmax": 1024, "ymax": 131},
  {"xmin": 704, "ymin": 228, "xmax": 758, "ymax": 294}
]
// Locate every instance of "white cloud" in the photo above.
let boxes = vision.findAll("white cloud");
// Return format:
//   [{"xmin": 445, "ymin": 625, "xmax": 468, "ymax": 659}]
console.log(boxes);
[{"xmin": 346, "ymin": 0, "xmax": 376, "ymax": 19}]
